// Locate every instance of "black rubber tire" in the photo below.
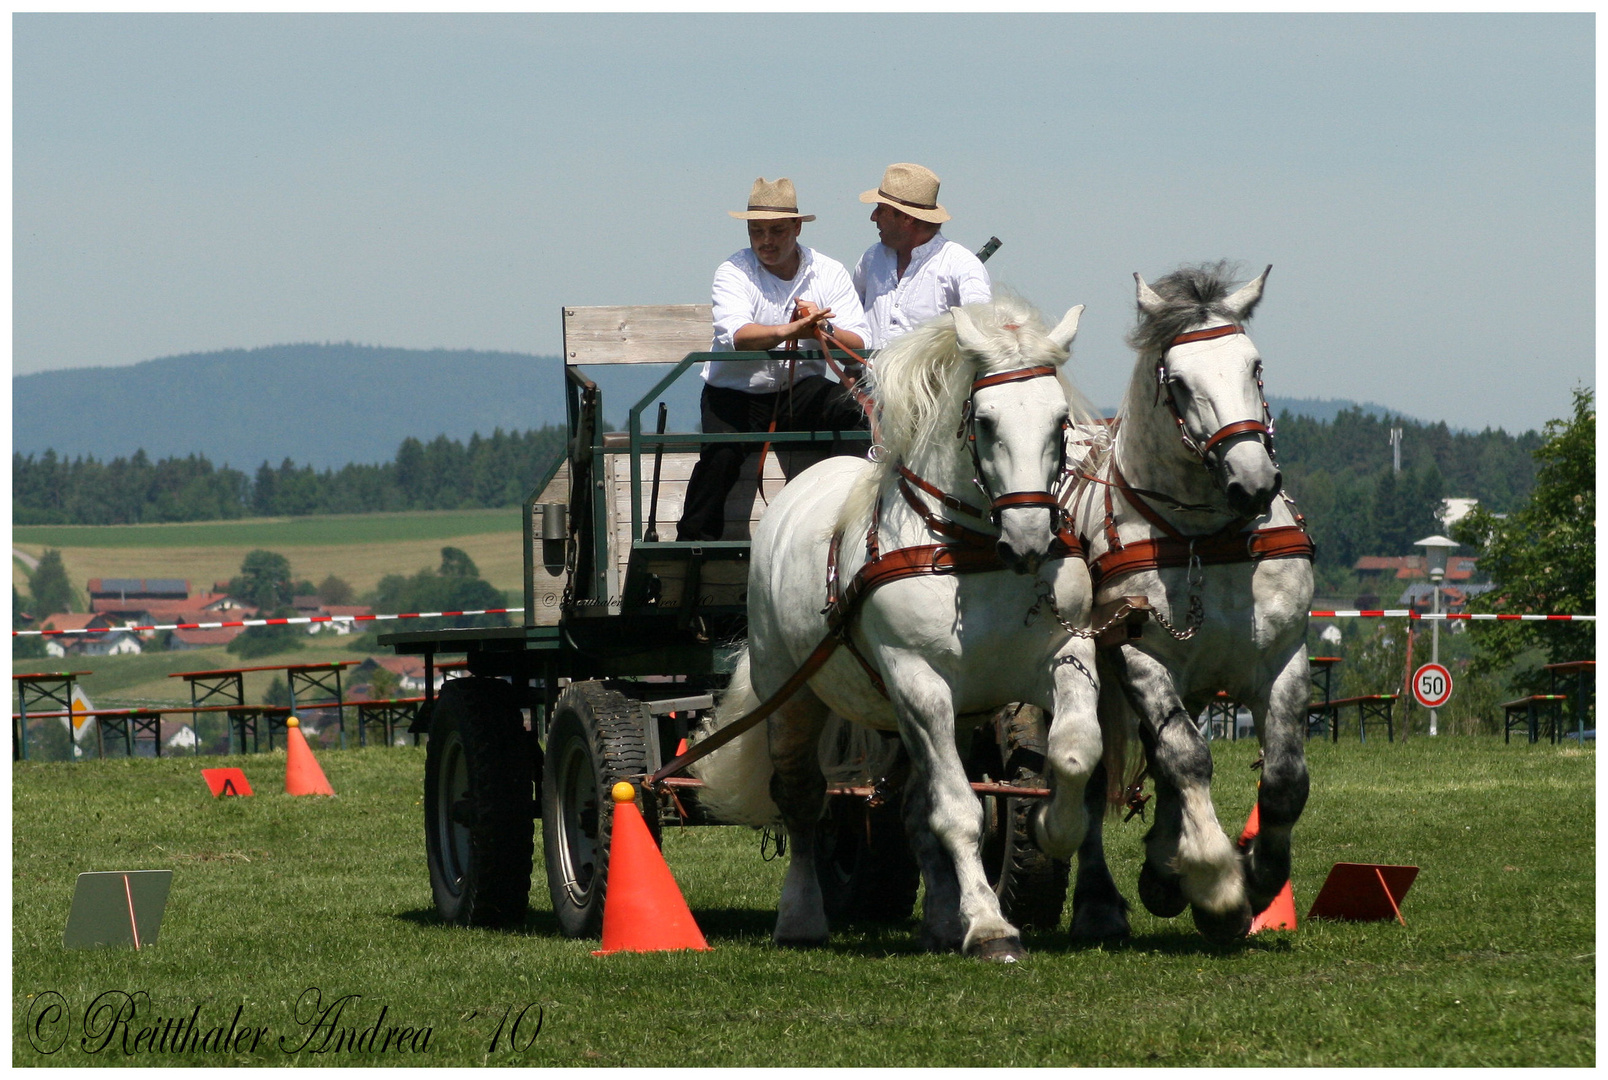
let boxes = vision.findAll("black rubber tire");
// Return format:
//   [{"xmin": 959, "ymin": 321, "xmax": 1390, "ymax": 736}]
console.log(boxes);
[
  {"xmin": 970, "ymin": 704, "xmax": 1071, "ymax": 931},
  {"xmin": 424, "ymin": 677, "xmax": 535, "ymax": 928},
  {"xmin": 541, "ymin": 681, "xmax": 658, "ymax": 939},
  {"xmin": 815, "ymin": 794, "xmax": 921, "ymax": 923}
]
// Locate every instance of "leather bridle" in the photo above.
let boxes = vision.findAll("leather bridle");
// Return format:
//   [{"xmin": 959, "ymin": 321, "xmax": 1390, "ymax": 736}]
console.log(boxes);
[
  {"xmin": 1155, "ymin": 324, "xmax": 1276, "ymax": 467},
  {"xmin": 948, "ymin": 364, "xmax": 1070, "ymax": 530}
]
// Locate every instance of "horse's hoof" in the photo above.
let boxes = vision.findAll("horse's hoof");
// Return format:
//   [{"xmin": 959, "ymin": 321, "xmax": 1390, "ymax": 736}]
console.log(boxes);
[
  {"xmin": 1137, "ymin": 861, "xmax": 1188, "ymax": 918},
  {"xmin": 1192, "ymin": 902, "xmax": 1253, "ymax": 943},
  {"xmin": 1069, "ymin": 902, "xmax": 1132, "ymax": 943},
  {"xmin": 773, "ymin": 932, "xmax": 829, "ymax": 949},
  {"xmin": 920, "ymin": 928, "xmax": 964, "ymax": 954},
  {"xmin": 974, "ymin": 935, "xmax": 1027, "ymax": 963}
]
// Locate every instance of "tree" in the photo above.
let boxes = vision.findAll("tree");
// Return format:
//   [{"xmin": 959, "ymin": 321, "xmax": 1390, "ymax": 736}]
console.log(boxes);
[
  {"xmin": 1453, "ymin": 388, "xmax": 1594, "ymax": 676},
  {"xmin": 13, "ymin": 585, "xmax": 45, "ymax": 659},
  {"xmin": 439, "ymin": 546, "xmax": 479, "ymax": 578},
  {"xmin": 317, "ymin": 574, "xmax": 354, "ymax": 605},
  {"xmin": 29, "ymin": 549, "xmax": 74, "ymax": 617},
  {"xmin": 228, "ymin": 608, "xmax": 305, "ymax": 660},
  {"xmin": 228, "ymin": 550, "xmax": 294, "ymax": 611}
]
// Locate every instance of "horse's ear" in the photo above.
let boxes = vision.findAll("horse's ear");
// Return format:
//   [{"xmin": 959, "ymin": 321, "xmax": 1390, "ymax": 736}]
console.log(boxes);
[
  {"xmin": 951, "ymin": 306, "xmax": 987, "ymax": 354},
  {"xmin": 1134, "ymin": 273, "xmax": 1167, "ymax": 318},
  {"xmin": 1047, "ymin": 304, "xmax": 1084, "ymax": 352},
  {"xmin": 1223, "ymin": 265, "xmax": 1272, "ymax": 321}
]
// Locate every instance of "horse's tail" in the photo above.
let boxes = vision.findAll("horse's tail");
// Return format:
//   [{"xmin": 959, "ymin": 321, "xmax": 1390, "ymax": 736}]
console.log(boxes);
[
  {"xmin": 687, "ymin": 647, "xmax": 781, "ymax": 827},
  {"xmin": 1097, "ymin": 653, "xmax": 1145, "ymax": 816}
]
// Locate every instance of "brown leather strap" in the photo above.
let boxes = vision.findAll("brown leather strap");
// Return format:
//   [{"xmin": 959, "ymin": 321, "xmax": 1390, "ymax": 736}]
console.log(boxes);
[
  {"xmin": 971, "ymin": 365, "xmax": 1058, "ymax": 392},
  {"xmin": 1169, "ymin": 324, "xmax": 1242, "ymax": 348},
  {"xmin": 646, "ymin": 629, "xmax": 845, "ymax": 787},
  {"xmin": 991, "ymin": 491, "xmax": 1062, "ymax": 513},
  {"xmin": 1198, "ymin": 418, "xmax": 1272, "ymax": 459},
  {"xmin": 1089, "ymin": 524, "xmax": 1315, "ymax": 588},
  {"xmin": 897, "ymin": 464, "xmax": 987, "ymax": 519}
]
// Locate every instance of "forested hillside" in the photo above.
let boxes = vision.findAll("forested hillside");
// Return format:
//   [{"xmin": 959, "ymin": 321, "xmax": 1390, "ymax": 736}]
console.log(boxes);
[
  {"xmin": 1275, "ymin": 407, "xmax": 1542, "ymax": 585},
  {"xmin": 13, "ymin": 427, "xmax": 567, "ymax": 524},
  {"xmin": 16, "ymin": 404, "xmax": 1542, "ymax": 578}
]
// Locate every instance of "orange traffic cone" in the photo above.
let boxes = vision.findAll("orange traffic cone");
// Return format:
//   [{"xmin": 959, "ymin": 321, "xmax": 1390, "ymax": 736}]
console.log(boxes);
[
  {"xmin": 593, "ymin": 782, "xmax": 710, "ymax": 955},
  {"xmin": 1240, "ymin": 797, "xmax": 1297, "ymax": 933},
  {"xmin": 284, "ymin": 717, "xmax": 335, "ymax": 796}
]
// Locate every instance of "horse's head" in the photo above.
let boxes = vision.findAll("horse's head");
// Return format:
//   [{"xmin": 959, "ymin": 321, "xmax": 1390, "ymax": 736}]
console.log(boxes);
[
  {"xmin": 953, "ymin": 303, "xmax": 1084, "ymax": 574},
  {"xmin": 1134, "ymin": 265, "xmax": 1281, "ymax": 518}
]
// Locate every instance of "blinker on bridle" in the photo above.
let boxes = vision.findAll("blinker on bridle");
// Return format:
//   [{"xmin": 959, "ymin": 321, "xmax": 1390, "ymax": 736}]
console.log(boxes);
[{"xmin": 1155, "ymin": 324, "xmax": 1276, "ymax": 466}]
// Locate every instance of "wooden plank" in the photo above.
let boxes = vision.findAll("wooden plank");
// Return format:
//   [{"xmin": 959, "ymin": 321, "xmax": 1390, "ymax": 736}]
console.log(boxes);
[{"xmin": 563, "ymin": 305, "xmax": 713, "ymax": 365}]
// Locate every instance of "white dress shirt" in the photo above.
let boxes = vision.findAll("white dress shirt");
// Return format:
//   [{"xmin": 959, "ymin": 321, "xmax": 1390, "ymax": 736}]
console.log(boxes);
[
  {"xmin": 853, "ymin": 233, "xmax": 992, "ymax": 349},
  {"xmin": 704, "ymin": 246, "xmax": 870, "ymax": 393}
]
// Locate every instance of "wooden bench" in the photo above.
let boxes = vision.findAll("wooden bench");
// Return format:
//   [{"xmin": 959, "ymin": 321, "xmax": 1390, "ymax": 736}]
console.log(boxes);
[
  {"xmin": 1311, "ymin": 694, "xmax": 1398, "ymax": 743},
  {"xmin": 1503, "ymin": 694, "xmax": 1570, "ymax": 745}
]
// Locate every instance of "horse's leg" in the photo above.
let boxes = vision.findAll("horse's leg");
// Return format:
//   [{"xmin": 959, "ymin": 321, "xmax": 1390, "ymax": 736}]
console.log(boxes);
[
  {"xmin": 902, "ymin": 778, "xmax": 964, "ymax": 953},
  {"xmin": 1242, "ymin": 646, "xmax": 1311, "ymax": 915},
  {"xmin": 1069, "ymin": 661, "xmax": 1132, "ymax": 941},
  {"xmin": 1031, "ymin": 640, "xmax": 1102, "ymax": 857},
  {"xmin": 889, "ymin": 666, "xmax": 1023, "ymax": 961},
  {"xmin": 1112, "ymin": 645, "xmax": 1251, "ymax": 942},
  {"xmin": 766, "ymin": 690, "xmax": 833, "ymax": 947}
]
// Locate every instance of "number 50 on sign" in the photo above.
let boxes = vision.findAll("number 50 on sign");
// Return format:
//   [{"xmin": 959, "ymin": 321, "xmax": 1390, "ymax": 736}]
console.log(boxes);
[{"xmin": 1412, "ymin": 663, "xmax": 1453, "ymax": 709}]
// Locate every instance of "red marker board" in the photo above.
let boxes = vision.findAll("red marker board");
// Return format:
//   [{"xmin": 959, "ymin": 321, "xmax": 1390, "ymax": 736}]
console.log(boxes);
[
  {"xmin": 202, "ymin": 768, "xmax": 253, "ymax": 797},
  {"xmin": 1307, "ymin": 863, "xmax": 1419, "ymax": 926}
]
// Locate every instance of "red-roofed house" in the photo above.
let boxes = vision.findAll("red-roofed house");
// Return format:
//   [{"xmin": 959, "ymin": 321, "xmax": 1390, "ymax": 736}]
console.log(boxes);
[{"xmin": 169, "ymin": 625, "xmax": 248, "ymax": 650}]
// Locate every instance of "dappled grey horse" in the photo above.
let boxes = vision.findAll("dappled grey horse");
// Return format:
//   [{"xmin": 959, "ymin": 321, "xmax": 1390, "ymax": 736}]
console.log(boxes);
[{"xmin": 1064, "ymin": 263, "xmax": 1315, "ymax": 941}]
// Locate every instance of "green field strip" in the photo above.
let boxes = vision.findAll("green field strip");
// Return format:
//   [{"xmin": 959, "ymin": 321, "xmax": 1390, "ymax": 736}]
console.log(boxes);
[{"xmin": 14, "ymin": 507, "xmax": 522, "ymax": 549}]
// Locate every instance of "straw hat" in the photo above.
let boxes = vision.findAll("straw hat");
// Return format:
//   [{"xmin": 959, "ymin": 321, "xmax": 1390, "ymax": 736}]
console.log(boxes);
[
  {"xmin": 729, "ymin": 177, "xmax": 815, "ymax": 221},
  {"xmin": 860, "ymin": 163, "xmax": 951, "ymax": 224}
]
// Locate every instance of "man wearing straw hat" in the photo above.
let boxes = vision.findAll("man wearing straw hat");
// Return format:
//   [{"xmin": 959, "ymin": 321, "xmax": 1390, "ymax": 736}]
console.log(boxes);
[
  {"xmin": 854, "ymin": 163, "xmax": 992, "ymax": 349},
  {"xmin": 676, "ymin": 177, "xmax": 870, "ymax": 542}
]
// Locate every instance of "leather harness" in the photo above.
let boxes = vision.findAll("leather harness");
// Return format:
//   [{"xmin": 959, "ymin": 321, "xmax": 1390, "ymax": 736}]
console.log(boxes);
[{"xmin": 1081, "ymin": 323, "xmax": 1315, "ymax": 589}]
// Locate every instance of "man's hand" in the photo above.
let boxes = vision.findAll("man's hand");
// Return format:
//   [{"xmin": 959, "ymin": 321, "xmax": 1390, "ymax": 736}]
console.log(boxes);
[{"xmin": 731, "ymin": 301, "xmax": 838, "ymax": 351}]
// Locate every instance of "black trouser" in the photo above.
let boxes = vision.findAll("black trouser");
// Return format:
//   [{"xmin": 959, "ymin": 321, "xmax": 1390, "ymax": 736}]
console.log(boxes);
[{"xmin": 675, "ymin": 376, "xmax": 868, "ymax": 541}]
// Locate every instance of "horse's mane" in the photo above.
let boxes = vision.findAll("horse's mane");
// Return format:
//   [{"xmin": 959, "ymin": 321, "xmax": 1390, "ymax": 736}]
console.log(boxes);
[
  {"xmin": 1126, "ymin": 260, "xmax": 1263, "ymax": 360},
  {"xmin": 836, "ymin": 293, "xmax": 1099, "ymax": 534}
]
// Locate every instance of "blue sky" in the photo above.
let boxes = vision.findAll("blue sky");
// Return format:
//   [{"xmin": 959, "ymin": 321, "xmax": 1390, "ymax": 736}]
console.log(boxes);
[{"xmin": 13, "ymin": 13, "xmax": 1593, "ymax": 433}]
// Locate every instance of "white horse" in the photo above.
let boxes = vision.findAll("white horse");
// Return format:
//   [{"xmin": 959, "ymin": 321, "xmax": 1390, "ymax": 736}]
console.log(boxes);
[
  {"xmin": 693, "ymin": 296, "xmax": 1104, "ymax": 961},
  {"xmin": 1067, "ymin": 263, "xmax": 1315, "ymax": 942}
]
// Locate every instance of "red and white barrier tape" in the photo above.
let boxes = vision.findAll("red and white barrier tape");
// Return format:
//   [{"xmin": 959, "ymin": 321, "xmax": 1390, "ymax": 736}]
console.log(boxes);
[
  {"xmin": 13, "ymin": 608, "xmax": 519, "ymax": 636},
  {"xmin": 1310, "ymin": 610, "xmax": 1594, "ymax": 621},
  {"xmin": 11, "ymin": 606, "xmax": 1594, "ymax": 636}
]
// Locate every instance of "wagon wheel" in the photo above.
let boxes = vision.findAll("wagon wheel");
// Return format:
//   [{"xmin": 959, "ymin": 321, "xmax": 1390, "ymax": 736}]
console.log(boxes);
[
  {"xmin": 969, "ymin": 704, "xmax": 1070, "ymax": 930},
  {"xmin": 541, "ymin": 681, "xmax": 659, "ymax": 939},
  {"xmin": 424, "ymin": 676, "xmax": 537, "ymax": 928},
  {"xmin": 815, "ymin": 795, "xmax": 922, "ymax": 923},
  {"xmin": 814, "ymin": 719, "xmax": 920, "ymax": 923}
]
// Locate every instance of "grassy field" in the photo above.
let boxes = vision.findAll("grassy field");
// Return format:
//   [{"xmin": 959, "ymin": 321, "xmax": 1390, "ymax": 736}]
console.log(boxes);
[
  {"xmin": 12, "ymin": 737, "xmax": 1593, "ymax": 1066},
  {"xmin": 12, "ymin": 508, "xmax": 525, "ymax": 598}
]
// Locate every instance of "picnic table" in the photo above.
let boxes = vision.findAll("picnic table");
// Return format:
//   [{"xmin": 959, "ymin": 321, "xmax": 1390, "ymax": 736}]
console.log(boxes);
[
  {"xmin": 169, "ymin": 661, "xmax": 359, "ymax": 752},
  {"xmin": 1302, "ymin": 656, "xmax": 1397, "ymax": 742},
  {"xmin": 12, "ymin": 671, "xmax": 93, "ymax": 760},
  {"xmin": 1546, "ymin": 660, "xmax": 1595, "ymax": 742}
]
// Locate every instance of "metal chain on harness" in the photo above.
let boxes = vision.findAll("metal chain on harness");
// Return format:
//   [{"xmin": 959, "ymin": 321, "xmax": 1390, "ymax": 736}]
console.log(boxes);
[{"xmin": 1145, "ymin": 544, "xmax": 1205, "ymax": 641}]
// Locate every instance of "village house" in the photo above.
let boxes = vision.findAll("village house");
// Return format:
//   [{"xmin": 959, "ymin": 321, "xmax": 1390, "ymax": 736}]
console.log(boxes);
[
  {"xmin": 41, "ymin": 613, "xmax": 143, "ymax": 657},
  {"xmin": 352, "ymin": 656, "xmax": 467, "ymax": 695}
]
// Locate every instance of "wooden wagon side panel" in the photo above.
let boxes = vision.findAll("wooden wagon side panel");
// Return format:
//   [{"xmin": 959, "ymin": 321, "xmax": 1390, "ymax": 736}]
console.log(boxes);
[{"xmin": 529, "ymin": 462, "xmax": 570, "ymax": 627}]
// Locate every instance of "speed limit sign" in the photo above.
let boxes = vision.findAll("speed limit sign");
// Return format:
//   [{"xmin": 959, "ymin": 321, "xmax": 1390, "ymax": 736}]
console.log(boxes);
[{"xmin": 1412, "ymin": 663, "xmax": 1454, "ymax": 709}]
